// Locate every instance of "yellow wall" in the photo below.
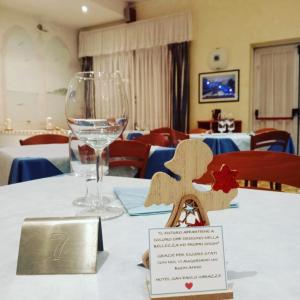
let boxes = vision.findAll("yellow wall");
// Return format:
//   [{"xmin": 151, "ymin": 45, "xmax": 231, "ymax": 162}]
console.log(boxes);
[{"xmin": 134, "ymin": 0, "xmax": 300, "ymax": 131}]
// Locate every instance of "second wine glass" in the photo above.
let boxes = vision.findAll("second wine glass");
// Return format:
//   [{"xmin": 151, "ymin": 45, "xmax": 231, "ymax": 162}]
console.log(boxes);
[{"xmin": 65, "ymin": 71, "xmax": 128, "ymax": 220}]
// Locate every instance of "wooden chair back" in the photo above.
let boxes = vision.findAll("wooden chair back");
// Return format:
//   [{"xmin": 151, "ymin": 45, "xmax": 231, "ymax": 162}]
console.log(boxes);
[
  {"xmin": 171, "ymin": 130, "xmax": 189, "ymax": 146},
  {"xmin": 250, "ymin": 130, "xmax": 290, "ymax": 152},
  {"xmin": 109, "ymin": 140, "xmax": 151, "ymax": 178},
  {"xmin": 195, "ymin": 151, "xmax": 300, "ymax": 189},
  {"xmin": 20, "ymin": 134, "xmax": 69, "ymax": 145},
  {"xmin": 254, "ymin": 128, "xmax": 277, "ymax": 134},
  {"xmin": 150, "ymin": 127, "xmax": 188, "ymax": 146},
  {"xmin": 136, "ymin": 133, "xmax": 172, "ymax": 147},
  {"xmin": 150, "ymin": 127, "xmax": 172, "ymax": 135}
]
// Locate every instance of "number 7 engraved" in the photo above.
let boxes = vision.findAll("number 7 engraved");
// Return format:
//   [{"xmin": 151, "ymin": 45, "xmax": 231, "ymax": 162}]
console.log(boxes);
[{"xmin": 50, "ymin": 233, "xmax": 69, "ymax": 261}]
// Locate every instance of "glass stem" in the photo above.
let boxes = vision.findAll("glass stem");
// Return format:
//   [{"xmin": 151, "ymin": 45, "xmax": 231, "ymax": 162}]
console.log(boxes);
[{"xmin": 94, "ymin": 149, "xmax": 104, "ymax": 209}]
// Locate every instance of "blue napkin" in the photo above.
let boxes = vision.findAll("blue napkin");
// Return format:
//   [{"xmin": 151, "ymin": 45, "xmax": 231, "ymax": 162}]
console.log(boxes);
[{"xmin": 114, "ymin": 186, "xmax": 172, "ymax": 216}]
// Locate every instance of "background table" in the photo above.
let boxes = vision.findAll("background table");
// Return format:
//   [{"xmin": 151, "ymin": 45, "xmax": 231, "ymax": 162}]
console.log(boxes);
[
  {"xmin": 0, "ymin": 144, "xmax": 69, "ymax": 185},
  {"xmin": 1, "ymin": 175, "xmax": 300, "ymax": 299},
  {"xmin": 190, "ymin": 132, "xmax": 295, "ymax": 154},
  {"xmin": 0, "ymin": 134, "xmax": 295, "ymax": 184}
]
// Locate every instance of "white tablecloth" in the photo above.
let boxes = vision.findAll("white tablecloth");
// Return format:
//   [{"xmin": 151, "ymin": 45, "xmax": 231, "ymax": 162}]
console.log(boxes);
[
  {"xmin": 189, "ymin": 133, "xmax": 251, "ymax": 151},
  {"xmin": 1, "ymin": 175, "xmax": 300, "ymax": 299},
  {"xmin": 0, "ymin": 144, "xmax": 69, "ymax": 185}
]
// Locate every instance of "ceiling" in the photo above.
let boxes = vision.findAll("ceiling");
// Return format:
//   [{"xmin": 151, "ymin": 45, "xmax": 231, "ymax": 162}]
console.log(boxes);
[{"xmin": 0, "ymin": 0, "xmax": 145, "ymax": 29}]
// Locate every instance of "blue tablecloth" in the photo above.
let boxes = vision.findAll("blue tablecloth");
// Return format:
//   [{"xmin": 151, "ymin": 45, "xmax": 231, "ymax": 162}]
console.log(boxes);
[
  {"xmin": 144, "ymin": 147, "xmax": 177, "ymax": 179},
  {"xmin": 203, "ymin": 138, "xmax": 240, "ymax": 154},
  {"xmin": 268, "ymin": 138, "xmax": 295, "ymax": 154},
  {"xmin": 8, "ymin": 158, "xmax": 63, "ymax": 184},
  {"xmin": 126, "ymin": 132, "xmax": 143, "ymax": 140}
]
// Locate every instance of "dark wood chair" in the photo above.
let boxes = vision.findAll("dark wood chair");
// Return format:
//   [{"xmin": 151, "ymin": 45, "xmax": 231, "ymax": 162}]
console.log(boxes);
[
  {"xmin": 108, "ymin": 140, "xmax": 151, "ymax": 178},
  {"xmin": 135, "ymin": 133, "xmax": 172, "ymax": 147},
  {"xmin": 250, "ymin": 130, "xmax": 290, "ymax": 152},
  {"xmin": 20, "ymin": 134, "xmax": 69, "ymax": 145},
  {"xmin": 151, "ymin": 127, "xmax": 172, "ymax": 134},
  {"xmin": 150, "ymin": 127, "xmax": 188, "ymax": 146},
  {"xmin": 250, "ymin": 130, "xmax": 291, "ymax": 190},
  {"xmin": 254, "ymin": 128, "xmax": 277, "ymax": 134},
  {"xmin": 171, "ymin": 130, "xmax": 189, "ymax": 146},
  {"xmin": 195, "ymin": 151, "xmax": 300, "ymax": 191}
]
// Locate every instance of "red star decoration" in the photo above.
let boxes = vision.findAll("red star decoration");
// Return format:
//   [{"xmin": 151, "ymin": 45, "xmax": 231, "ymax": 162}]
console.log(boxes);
[
  {"xmin": 212, "ymin": 164, "xmax": 239, "ymax": 193},
  {"xmin": 188, "ymin": 219, "xmax": 206, "ymax": 227}
]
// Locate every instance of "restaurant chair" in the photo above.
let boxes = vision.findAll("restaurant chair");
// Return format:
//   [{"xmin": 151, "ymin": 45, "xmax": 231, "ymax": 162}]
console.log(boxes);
[
  {"xmin": 151, "ymin": 127, "xmax": 188, "ymax": 146},
  {"xmin": 195, "ymin": 151, "xmax": 300, "ymax": 191},
  {"xmin": 171, "ymin": 130, "xmax": 189, "ymax": 146},
  {"xmin": 135, "ymin": 133, "xmax": 172, "ymax": 147},
  {"xmin": 250, "ymin": 130, "xmax": 290, "ymax": 152},
  {"xmin": 250, "ymin": 130, "xmax": 290, "ymax": 190},
  {"xmin": 20, "ymin": 134, "xmax": 69, "ymax": 145},
  {"xmin": 108, "ymin": 140, "xmax": 151, "ymax": 178},
  {"xmin": 254, "ymin": 127, "xmax": 277, "ymax": 134},
  {"xmin": 150, "ymin": 127, "xmax": 172, "ymax": 144},
  {"xmin": 150, "ymin": 127, "xmax": 172, "ymax": 134}
]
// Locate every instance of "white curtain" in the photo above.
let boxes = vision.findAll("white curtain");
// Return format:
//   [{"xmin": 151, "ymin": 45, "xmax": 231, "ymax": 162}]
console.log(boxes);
[
  {"xmin": 93, "ymin": 52, "xmax": 135, "ymax": 130},
  {"xmin": 79, "ymin": 12, "xmax": 192, "ymax": 57},
  {"xmin": 93, "ymin": 47, "xmax": 171, "ymax": 130},
  {"xmin": 83, "ymin": 12, "xmax": 192, "ymax": 131},
  {"xmin": 252, "ymin": 45, "xmax": 298, "ymax": 141},
  {"xmin": 135, "ymin": 46, "xmax": 171, "ymax": 130}
]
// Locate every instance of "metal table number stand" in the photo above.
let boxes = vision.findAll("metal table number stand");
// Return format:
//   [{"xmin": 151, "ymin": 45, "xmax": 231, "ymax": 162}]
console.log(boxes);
[{"xmin": 17, "ymin": 216, "xmax": 103, "ymax": 275}]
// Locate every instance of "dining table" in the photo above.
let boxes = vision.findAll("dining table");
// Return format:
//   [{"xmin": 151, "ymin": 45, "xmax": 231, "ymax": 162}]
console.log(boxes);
[
  {"xmin": 0, "ymin": 174, "xmax": 300, "ymax": 299},
  {"xmin": 0, "ymin": 144, "xmax": 70, "ymax": 186},
  {"xmin": 0, "ymin": 144, "xmax": 176, "ymax": 185},
  {"xmin": 190, "ymin": 132, "xmax": 295, "ymax": 153}
]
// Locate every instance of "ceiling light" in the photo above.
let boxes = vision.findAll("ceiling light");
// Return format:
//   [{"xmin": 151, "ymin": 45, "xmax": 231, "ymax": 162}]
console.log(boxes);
[{"xmin": 81, "ymin": 5, "xmax": 88, "ymax": 13}]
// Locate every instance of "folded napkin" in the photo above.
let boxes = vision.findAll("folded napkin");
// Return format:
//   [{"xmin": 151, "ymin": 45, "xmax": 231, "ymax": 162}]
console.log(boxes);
[
  {"xmin": 114, "ymin": 184, "xmax": 238, "ymax": 216},
  {"xmin": 114, "ymin": 186, "xmax": 172, "ymax": 216}
]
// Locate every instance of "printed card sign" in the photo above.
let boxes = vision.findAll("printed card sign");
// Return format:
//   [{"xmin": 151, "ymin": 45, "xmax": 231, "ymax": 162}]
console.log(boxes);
[{"xmin": 149, "ymin": 226, "xmax": 227, "ymax": 296}]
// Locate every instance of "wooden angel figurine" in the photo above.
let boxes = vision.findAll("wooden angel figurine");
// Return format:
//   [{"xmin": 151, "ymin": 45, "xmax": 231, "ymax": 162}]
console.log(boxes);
[{"xmin": 142, "ymin": 139, "xmax": 238, "ymax": 268}]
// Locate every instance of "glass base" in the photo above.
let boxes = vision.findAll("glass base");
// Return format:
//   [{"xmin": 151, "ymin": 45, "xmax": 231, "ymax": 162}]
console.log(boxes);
[
  {"xmin": 73, "ymin": 194, "xmax": 113, "ymax": 207},
  {"xmin": 77, "ymin": 205, "xmax": 124, "ymax": 220}
]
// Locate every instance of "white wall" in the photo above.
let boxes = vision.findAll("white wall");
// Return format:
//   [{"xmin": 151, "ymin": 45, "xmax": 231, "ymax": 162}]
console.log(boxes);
[{"xmin": 0, "ymin": 6, "xmax": 79, "ymax": 130}]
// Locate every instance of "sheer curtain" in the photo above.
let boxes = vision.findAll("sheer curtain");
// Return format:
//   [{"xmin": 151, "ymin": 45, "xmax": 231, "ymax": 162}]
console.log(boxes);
[
  {"xmin": 93, "ymin": 48, "xmax": 171, "ymax": 130},
  {"xmin": 135, "ymin": 46, "xmax": 171, "ymax": 130},
  {"xmin": 93, "ymin": 52, "xmax": 135, "ymax": 129},
  {"xmin": 252, "ymin": 45, "xmax": 298, "ymax": 142}
]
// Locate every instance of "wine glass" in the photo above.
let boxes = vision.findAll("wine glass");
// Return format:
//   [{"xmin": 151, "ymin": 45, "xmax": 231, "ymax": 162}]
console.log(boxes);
[
  {"xmin": 217, "ymin": 119, "xmax": 226, "ymax": 133},
  {"xmin": 225, "ymin": 113, "xmax": 235, "ymax": 133},
  {"xmin": 227, "ymin": 119, "xmax": 235, "ymax": 133},
  {"xmin": 65, "ymin": 71, "xmax": 128, "ymax": 220}
]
